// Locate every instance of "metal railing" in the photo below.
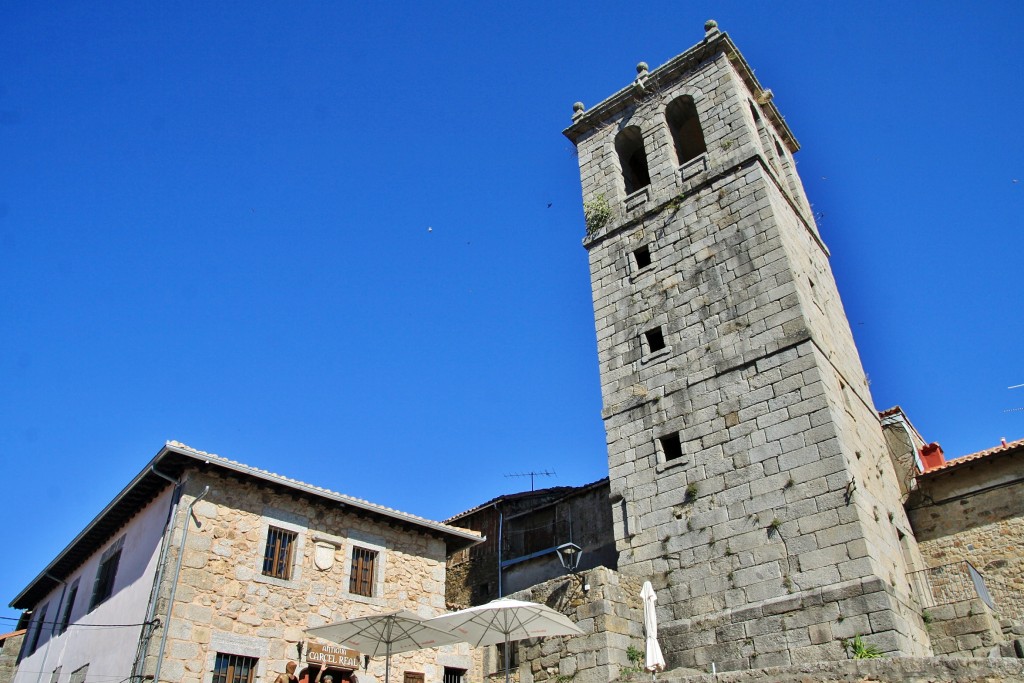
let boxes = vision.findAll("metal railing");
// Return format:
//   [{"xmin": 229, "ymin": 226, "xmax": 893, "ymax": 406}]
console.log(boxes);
[{"xmin": 909, "ymin": 560, "xmax": 995, "ymax": 611}]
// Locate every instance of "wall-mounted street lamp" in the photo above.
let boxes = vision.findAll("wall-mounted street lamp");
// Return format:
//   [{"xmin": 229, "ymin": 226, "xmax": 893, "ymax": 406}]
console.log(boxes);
[
  {"xmin": 556, "ymin": 542, "xmax": 582, "ymax": 572},
  {"xmin": 556, "ymin": 542, "xmax": 588, "ymax": 592}
]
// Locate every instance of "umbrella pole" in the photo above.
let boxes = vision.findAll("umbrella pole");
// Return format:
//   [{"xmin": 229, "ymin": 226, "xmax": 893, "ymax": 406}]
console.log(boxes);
[
  {"xmin": 503, "ymin": 634, "xmax": 511, "ymax": 683},
  {"xmin": 386, "ymin": 640, "xmax": 392, "ymax": 683}
]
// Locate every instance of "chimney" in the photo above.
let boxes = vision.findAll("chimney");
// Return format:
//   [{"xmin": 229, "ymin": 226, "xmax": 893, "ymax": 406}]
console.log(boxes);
[{"xmin": 919, "ymin": 442, "xmax": 945, "ymax": 472}]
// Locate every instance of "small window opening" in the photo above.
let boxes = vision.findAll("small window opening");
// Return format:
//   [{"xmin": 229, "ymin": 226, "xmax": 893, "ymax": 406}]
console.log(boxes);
[
  {"xmin": 666, "ymin": 96, "xmax": 707, "ymax": 165},
  {"xmin": 644, "ymin": 327, "xmax": 666, "ymax": 353},
  {"xmin": 58, "ymin": 579, "xmax": 79, "ymax": 634},
  {"xmin": 26, "ymin": 603, "xmax": 48, "ymax": 655},
  {"xmin": 262, "ymin": 527, "xmax": 297, "ymax": 580},
  {"xmin": 615, "ymin": 126, "xmax": 651, "ymax": 194},
  {"xmin": 350, "ymin": 546, "xmax": 378, "ymax": 597},
  {"xmin": 774, "ymin": 138, "xmax": 785, "ymax": 157},
  {"xmin": 749, "ymin": 102, "xmax": 761, "ymax": 122},
  {"xmin": 90, "ymin": 536, "xmax": 124, "ymax": 610},
  {"xmin": 69, "ymin": 665, "xmax": 89, "ymax": 683},
  {"xmin": 444, "ymin": 668, "xmax": 467, "ymax": 683},
  {"xmin": 632, "ymin": 245, "xmax": 652, "ymax": 270},
  {"xmin": 659, "ymin": 433, "xmax": 684, "ymax": 462},
  {"xmin": 495, "ymin": 642, "xmax": 519, "ymax": 672},
  {"xmin": 213, "ymin": 653, "xmax": 258, "ymax": 683}
]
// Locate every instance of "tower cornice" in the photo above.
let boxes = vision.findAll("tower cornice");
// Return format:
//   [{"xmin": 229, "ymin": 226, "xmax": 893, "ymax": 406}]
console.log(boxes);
[{"xmin": 563, "ymin": 29, "xmax": 799, "ymax": 153}]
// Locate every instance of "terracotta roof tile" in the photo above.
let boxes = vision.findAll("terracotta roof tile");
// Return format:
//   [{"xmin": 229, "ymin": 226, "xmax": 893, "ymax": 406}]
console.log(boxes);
[
  {"xmin": 920, "ymin": 436, "xmax": 1024, "ymax": 475},
  {"xmin": 878, "ymin": 405, "xmax": 903, "ymax": 418}
]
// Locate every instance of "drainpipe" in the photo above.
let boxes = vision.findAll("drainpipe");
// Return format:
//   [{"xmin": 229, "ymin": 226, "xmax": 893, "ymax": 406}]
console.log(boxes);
[
  {"xmin": 494, "ymin": 503, "xmax": 503, "ymax": 598},
  {"xmin": 152, "ymin": 484, "xmax": 209, "ymax": 683},
  {"xmin": 34, "ymin": 574, "xmax": 67, "ymax": 683},
  {"xmin": 130, "ymin": 467, "xmax": 183, "ymax": 683}
]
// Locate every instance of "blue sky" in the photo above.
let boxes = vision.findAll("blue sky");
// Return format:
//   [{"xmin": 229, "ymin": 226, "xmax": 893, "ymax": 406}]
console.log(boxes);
[{"xmin": 2, "ymin": 2, "xmax": 1022, "ymax": 624}]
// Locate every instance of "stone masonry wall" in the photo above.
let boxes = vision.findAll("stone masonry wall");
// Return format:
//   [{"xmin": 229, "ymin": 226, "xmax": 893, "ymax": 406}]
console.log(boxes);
[
  {"xmin": 568, "ymin": 27, "xmax": 929, "ymax": 670},
  {"xmin": 925, "ymin": 597, "xmax": 1005, "ymax": 657},
  {"xmin": 142, "ymin": 472, "xmax": 473, "ymax": 683},
  {"xmin": 909, "ymin": 467, "xmax": 1024, "ymax": 623},
  {"xmin": 0, "ymin": 631, "xmax": 25, "ymax": 683},
  {"xmin": 655, "ymin": 657, "xmax": 1024, "ymax": 683},
  {"xmin": 509, "ymin": 568, "xmax": 645, "ymax": 683}
]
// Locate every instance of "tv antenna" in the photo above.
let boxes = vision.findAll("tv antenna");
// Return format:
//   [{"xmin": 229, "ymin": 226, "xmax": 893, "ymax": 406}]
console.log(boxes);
[{"xmin": 505, "ymin": 470, "xmax": 556, "ymax": 491}]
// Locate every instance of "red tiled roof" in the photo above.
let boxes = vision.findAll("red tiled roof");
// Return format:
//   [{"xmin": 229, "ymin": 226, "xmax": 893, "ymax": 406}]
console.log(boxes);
[
  {"xmin": 920, "ymin": 436, "xmax": 1024, "ymax": 476},
  {"xmin": 878, "ymin": 405, "xmax": 903, "ymax": 418},
  {"xmin": 0, "ymin": 629, "xmax": 26, "ymax": 641}
]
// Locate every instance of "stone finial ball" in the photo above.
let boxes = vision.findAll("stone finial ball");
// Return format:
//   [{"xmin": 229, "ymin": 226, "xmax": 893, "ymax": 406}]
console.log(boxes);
[
  {"xmin": 705, "ymin": 19, "xmax": 718, "ymax": 31},
  {"xmin": 573, "ymin": 102, "xmax": 585, "ymax": 113},
  {"xmin": 636, "ymin": 62, "xmax": 649, "ymax": 74}
]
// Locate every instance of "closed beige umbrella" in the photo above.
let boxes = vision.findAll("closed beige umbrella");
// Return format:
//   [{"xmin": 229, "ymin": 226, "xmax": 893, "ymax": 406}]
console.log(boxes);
[{"xmin": 641, "ymin": 582, "xmax": 665, "ymax": 675}]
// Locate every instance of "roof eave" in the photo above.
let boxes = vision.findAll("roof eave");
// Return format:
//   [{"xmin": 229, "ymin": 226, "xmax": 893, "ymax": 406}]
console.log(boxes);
[
  {"xmin": 12, "ymin": 443, "xmax": 483, "ymax": 609},
  {"xmin": 10, "ymin": 443, "xmax": 180, "ymax": 609}
]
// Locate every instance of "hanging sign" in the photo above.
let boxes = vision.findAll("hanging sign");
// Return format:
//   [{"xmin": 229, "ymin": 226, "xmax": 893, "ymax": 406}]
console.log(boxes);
[{"xmin": 307, "ymin": 643, "xmax": 362, "ymax": 669}]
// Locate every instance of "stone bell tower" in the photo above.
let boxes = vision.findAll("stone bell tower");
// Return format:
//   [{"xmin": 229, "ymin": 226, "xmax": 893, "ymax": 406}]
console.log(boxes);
[{"xmin": 564, "ymin": 22, "xmax": 930, "ymax": 670}]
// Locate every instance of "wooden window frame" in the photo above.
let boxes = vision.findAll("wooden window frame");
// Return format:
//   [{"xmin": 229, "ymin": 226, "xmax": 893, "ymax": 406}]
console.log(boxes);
[
  {"xmin": 213, "ymin": 652, "xmax": 258, "ymax": 683},
  {"xmin": 349, "ymin": 546, "xmax": 378, "ymax": 597},
  {"xmin": 262, "ymin": 526, "xmax": 298, "ymax": 580}
]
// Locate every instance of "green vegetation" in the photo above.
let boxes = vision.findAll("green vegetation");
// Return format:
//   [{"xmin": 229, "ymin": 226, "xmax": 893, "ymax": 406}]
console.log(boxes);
[
  {"xmin": 848, "ymin": 635, "xmax": 883, "ymax": 659},
  {"xmin": 583, "ymin": 194, "xmax": 612, "ymax": 235},
  {"xmin": 685, "ymin": 483, "xmax": 699, "ymax": 502},
  {"xmin": 618, "ymin": 645, "xmax": 645, "ymax": 680}
]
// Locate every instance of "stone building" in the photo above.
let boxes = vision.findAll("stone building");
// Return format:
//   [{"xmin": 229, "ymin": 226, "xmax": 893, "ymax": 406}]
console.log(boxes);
[
  {"xmin": 0, "ymin": 629, "xmax": 26, "ymax": 683},
  {"xmin": 563, "ymin": 20, "xmax": 931, "ymax": 670},
  {"xmin": 445, "ymin": 479, "xmax": 615, "ymax": 608},
  {"xmin": 905, "ymin": 436, "xmax": 1024, "ymax": 655},
  {"xmin": 9, "ymin": 441, "xmax": 481, "ymax": 683}
]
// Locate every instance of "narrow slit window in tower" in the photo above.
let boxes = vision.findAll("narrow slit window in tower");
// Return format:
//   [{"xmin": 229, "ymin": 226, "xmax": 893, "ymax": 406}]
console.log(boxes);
[
  {"xmin": 659, "ymin": 433, "xmax": 684, "ymax": 462},
  {"xmin": 615, "ymin": 126, "xmax": 651, "ymax": 195},
  {"xmin": 632, "ymin": 245, "xmax": 652, "ymax": 270},
  {"xmin": 666, "ymin": 96, "xmax": 707, "ymax": 165},
  {"xmin": 644, "ymin": 326, "xmax": 666, "ymax": 353}
]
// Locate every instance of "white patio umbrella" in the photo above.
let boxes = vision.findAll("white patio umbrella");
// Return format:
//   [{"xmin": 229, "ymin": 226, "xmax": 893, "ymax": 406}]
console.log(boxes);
[
  {"xmin": 306, "ymin": 611, "xmax": 462, "ymax": 683},
  {"xmin": 427, "ymin": 599, "xmax": 584, "ymax": 683},
  {"xmin": 640, "ymin": 582, "xmax": 665, "ymax": 676}
]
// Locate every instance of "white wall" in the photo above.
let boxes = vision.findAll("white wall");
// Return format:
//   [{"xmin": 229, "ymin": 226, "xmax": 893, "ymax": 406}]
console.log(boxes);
[{"xmin": 14, "ymin": 485, "xmax": 175, "ymax": 683}]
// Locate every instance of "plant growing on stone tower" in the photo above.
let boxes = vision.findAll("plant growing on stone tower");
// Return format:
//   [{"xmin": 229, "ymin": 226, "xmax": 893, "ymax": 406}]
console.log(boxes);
[
  {"xmin": 685, "ymin": 483, "xmax": 699, "ymax": 502},
  {"xmin": 583, "ymin": 194, "xmax": 612, "ymax": 236},
  {"xmin": 618, "ymin": 645, "xmax": 645, "ymax": 680},
  {"xmin": 847, "ymin": 634, "xmax": 883, "ymax": 659}
]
